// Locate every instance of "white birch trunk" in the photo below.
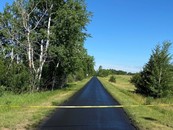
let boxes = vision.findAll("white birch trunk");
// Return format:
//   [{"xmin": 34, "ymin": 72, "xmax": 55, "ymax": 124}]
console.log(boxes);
[
  {"xmin": 11, "ymin": 48, "xmax": 14, "ymax": 61},
  {"xmin": 52, "ymin": 62, "xmax": 59, "ymax": 90},
  {"xmin": 36, "ymin": 6, "xmax": 53, "ymax": 90},
  {"xmin": 27, "ymin": 30, "xmax": 32, "ymax": 69},
  {"xmin": 16, "ymin": 1, "xmax": 54, "ymax": 91}
]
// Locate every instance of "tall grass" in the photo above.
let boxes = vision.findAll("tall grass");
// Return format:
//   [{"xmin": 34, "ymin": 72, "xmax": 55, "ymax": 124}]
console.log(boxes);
[
  {"xmin": 99, "ymin": 75, "xmax": 173, "ymax": 130},
  {"xmin": 0, "ymin": 78, "xmax": 90, "ymax": 129}
]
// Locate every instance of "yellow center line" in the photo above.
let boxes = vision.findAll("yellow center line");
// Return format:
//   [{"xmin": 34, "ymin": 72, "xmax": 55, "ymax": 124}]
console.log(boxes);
[{"xmin": 0, "ymin": 104, "xmax": 173, "ymax": 109}]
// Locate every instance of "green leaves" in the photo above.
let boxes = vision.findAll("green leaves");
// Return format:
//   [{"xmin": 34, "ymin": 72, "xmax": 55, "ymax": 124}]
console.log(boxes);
[
  {"xmin": 0, "ymin": 0, "xmax": 94, "ymax": 92},
  {"xmin": 131, "ymin": 42, "xmax": 173, "ymax": 98}
]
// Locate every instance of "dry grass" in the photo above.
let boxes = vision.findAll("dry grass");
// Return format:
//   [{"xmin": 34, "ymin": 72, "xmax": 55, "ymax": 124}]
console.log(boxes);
[
  {"xmin": 99, "ymin": 75, "xmax": 173, "ymax": 130},
  {"xmin": 0, "ymin": 78, "xmax": 90, "ymax": 130}
]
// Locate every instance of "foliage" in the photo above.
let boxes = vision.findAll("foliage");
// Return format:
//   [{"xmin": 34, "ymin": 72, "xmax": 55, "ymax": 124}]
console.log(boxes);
[
  {"xmin": 0, "ymin": 58, "xmax": 6, "ymax": 85},
  {"xmin": 0, "ymin": 78, "xmax": 90, "ymax": 129},
  {"xmin": 6, "ymin": 63, "xmax": 30, "ymax": 93},
  {"xmin": 131, "ymin": 42, "xmax": 173, "ymax": 98},
  {"xmin": 0, "ymin": 58, "xmax": 30, "ymax": 93},
  {"xmin": 109, "ymin": 75, "xmax": 116, "ymax": 83},
  {"xmin": 130, "ymin": 73, "xmax": 141, "ymax": 86},
  {"xmin": 99, "ymin": 76, "xmax": 173, "ymax": 130},
  {"xmin": 0, "ymin": 86, "xmax": 5, "ymax": 97},
  {"xmin": 110, "ymin": 69, "xmax": 128, "ymax": 75},
  {"xmin": 0, "ymin": 0, "xmax": 94, "ymax": 93},
  {"xmin": 97, "ymin": 66, "xmax": 110, "ymax": 77},
  {"xmin": 96, "ymin": 66, "xmax": 131, "ymax": 77},
  {"xmin": 2, "ymin": 63, "xmax": 30, "ymax": 93}
]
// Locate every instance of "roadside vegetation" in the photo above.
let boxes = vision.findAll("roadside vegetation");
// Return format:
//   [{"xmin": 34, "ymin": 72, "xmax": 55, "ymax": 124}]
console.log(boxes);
[
  {"xmin": 131, "ymin": 42, "xmax": 173, "ymax": 98},
  {"xmin": 0, "ymin": 1, "xmax": 94, "ymax": 129},
  {"xmin": 96, "ymin": 65, "xmax": 134, "ymax": 77},
  {"xmin": 0, "ymin": 0, "xmax": 95, "ymax": 93},
  {"xmin": 99, "ymin": 75, "xmax": 173, "ymax": 130},
  {"xmin": 98, "ymin": 42, "xmax": 173, "ymax": 129},
  {"xmin": 109, "ymin": 75, "xmax": 116, "ymax": 83},
  {"xmin": 0, "ymin": 78, "xmax": 90, "ymax": 129}
]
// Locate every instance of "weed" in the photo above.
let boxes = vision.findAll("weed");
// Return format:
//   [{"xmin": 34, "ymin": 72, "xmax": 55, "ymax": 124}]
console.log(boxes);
[
  {"xmin": 99, "ymin": 75, "xmax": 173, "ymax": 130},
  {"xmin": 0, "ymin": 78, "xmax": 90, "ymax": 129}
]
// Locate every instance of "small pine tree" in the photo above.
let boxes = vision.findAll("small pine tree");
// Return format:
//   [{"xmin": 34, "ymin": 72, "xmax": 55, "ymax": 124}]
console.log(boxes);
[{"xmin": 132, "ymin": 42, "xmax": 173, "ymax": 97}]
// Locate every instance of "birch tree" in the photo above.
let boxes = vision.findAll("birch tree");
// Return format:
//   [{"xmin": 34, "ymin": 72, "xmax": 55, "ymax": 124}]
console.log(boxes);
[
  {"xmin": 0, "ymin": 0, "xmax": 54, "ymax": 91},
  {"xmin": 0, "ymin": 0, "xmax": 93, "ymax": 92},
  {"xmin": 10, "ymin": 0, "xmax": 56, "ymax": 91}
]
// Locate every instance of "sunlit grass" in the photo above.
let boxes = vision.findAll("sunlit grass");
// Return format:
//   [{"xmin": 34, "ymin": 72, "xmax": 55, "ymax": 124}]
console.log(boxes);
[
  {"xmin": 99, "ymin": 75, "xmax": 173, "ymax": 130},
  {"xmin": 0, "ymin": 78, "xmax": 90, "ymax": 129}
]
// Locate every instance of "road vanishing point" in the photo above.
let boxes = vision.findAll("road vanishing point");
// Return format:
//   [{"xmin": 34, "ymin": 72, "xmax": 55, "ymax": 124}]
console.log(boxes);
[{"xmin": 38, "ymin": 77, "xmax": 136, "ymax": 130}]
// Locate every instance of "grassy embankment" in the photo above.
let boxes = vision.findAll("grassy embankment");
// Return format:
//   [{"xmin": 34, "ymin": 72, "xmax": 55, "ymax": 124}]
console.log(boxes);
[
  {"xmin": 0, "ymin": 78, "xmax": 90, "ymax": 130},
  {"xmin": 99, "ymin": 75, "xmax": 173, "ymax": 130}
]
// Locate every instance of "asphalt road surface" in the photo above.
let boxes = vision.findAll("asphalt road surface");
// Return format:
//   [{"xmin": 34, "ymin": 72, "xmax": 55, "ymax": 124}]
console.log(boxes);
[{"xmin": 38, "ymin": 77, "xmax": 136, "ymax": 130}]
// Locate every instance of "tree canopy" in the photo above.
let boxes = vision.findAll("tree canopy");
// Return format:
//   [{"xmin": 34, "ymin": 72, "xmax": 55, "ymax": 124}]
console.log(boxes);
[{"xmin": 0, "ymin": 0, "xmax": 94, "ymax": 93}]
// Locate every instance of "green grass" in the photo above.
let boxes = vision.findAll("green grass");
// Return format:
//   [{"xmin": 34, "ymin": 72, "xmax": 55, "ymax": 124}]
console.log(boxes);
[
  {"xmin": 99, "ymin": 75, "xmax": 173, "ymax": 130},
  {"xmin": 0, "ymin": 78, "xmax": 90, "ymax": 130}
]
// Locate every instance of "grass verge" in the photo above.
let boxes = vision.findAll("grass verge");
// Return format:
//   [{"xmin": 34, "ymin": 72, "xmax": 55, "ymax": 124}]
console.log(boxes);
[
  {"xmin": 99, "ymin": 75, "xmax": 173, "ymax": 130},
  {"xmin": 0, "ymin": 78, "xmax": 90, "ymax": 130}
]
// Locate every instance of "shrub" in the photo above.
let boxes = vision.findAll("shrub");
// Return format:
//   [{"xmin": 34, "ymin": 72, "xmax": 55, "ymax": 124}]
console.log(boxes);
[
  {"xmin": 75, "ymin": 69, "xmax": 85, "ymax": 81},
  {"xmin": 0, "ymin": 86, "xmax": 5, "ymax": 97},
  {"xmin": 67, "ymin": 74, "xmax": 75, "ymax": 83},
  {"xmin": 130, "ymin": 73, "xmax": 139, "ymax": 84},
  {"xmin": 4, "ymin": 63, "xmax": 31, "ymax": 93},
  {"xmin": 131, "ymin": 42, "xmax": 173, "ymax": 98},
  {"xmin": 109, "ymin": 75, "xmax": 116, "ymax": 83},
  {"xmin": 0, "ymin": 59, "xmax": 6, "ymax": 86}
]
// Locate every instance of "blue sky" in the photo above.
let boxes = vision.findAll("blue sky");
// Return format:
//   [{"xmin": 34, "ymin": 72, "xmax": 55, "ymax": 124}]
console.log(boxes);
[
  {"xmin": 0, "ymin": 0, "xmax": 13, "ymax": 11},
  {"xmin": 1, "ymin": 0, "xmax": 173, "ymax": 72},
  {"xmin": 85, "ymin": 0, "xmax": 173, "ymax": 72}
]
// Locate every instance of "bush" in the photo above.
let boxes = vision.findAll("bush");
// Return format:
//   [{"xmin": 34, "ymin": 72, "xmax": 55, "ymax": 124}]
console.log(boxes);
[
  {"xmin": 4, "ymin": 63, "xmax": 31, "ymax": 93},
  {"xmin": 67, "ymin": 74, "xmax": 75, "ymax": 83},
  {"xmin": 130, "ymin": 73, "xmax": 141, "ymax": 87},
  {"xmin": 0, "ymin": 59, "xmax": 6, "ymax": 86},
  {"xmin": 109, "ymin": 75, "xmax": 116, "ymax": 83},
  {"xmin": 0, "ymin": 86, "xmax": 5, "ymax": 97},
  {"xmin": 75, "ymin": 69, "xmax": 85, "ymax": 81}
]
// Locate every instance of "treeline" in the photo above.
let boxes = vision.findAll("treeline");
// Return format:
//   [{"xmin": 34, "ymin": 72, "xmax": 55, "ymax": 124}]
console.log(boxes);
[
  {"xmin": 131, "ymin": 42, "xmax": 173, "ymax": 98},
  {"xmin": 0, "ymin": 0, "xmax": 95, "ymax": 93},
  {"xmin": 96, "ymin": 65, "xmax": 133, "ymax": 77}
]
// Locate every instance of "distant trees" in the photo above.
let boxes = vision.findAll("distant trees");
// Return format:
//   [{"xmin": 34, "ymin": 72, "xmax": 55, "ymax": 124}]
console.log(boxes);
[
  {"xmin": 96, "ymin": 65, "xmax": 132, "ymax": 77},
  {"xmin": 97, "ymin": 66, "xmax": 110, "ymax": 77},
  {"xmin": 0, "ymin": 0, "xmax": 94, "ymax": 93},
  {"xmin": 131, "ymin": 42, "xmax": 173, "ymax": 98}
]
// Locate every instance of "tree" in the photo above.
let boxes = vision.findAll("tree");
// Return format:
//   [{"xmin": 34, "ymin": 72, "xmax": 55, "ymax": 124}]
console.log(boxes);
[
  {"xmin": 0, "ymin": 0, "xmax": 93, "ymax": 92},
  {"xmin": 0, "ymin": 0, "xmax": 54, "ymax": 91},
  {"xmin": 131, "ymin": 42, "xmax": 173, "ymax": 97},
  {"xmin": 97, "ymin": 66, "xmax": 111, "ymax": 77},
  {"xmin": 44, "ymin": 0, "xmax": 92, "ymax": 89}
]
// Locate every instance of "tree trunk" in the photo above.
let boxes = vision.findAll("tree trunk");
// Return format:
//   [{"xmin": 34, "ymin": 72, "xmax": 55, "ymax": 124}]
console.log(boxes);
[
  {"xmin": 36, "ymin": 10, "xmax": 52, "ymax": 90},
  {"xmin": 52, "ymin": 62, "xmax": 59, "ymax": 90}
]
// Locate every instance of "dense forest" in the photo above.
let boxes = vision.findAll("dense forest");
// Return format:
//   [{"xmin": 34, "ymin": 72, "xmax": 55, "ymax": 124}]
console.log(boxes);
[{"xmin": 0, "ymin": 0, "xmax": 95, "ymax": 93}]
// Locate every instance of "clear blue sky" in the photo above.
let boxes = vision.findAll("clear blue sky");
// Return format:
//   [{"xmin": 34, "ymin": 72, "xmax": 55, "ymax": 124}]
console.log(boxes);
[
  {"xmin": 85, "ymin": 0, "xmax": 173, "ymax": 72},
  {"xmin": 1, "ymin": 0, "xmax": 173, "ymax": 72}
]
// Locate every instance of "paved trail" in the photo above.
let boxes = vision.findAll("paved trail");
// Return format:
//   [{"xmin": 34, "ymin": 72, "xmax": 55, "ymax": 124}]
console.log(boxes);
[{"xmin": 38, "ymin": 77, "xmax": 136, "ymax": 130}]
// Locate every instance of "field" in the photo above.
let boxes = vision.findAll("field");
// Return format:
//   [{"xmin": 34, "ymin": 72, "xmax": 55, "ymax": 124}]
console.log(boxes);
[
  {"xmin": 0, "ymin": 78, "xmax": 90, "ymax": 130},
  {"xmin": 99, "ymin": 75, "xmax": 173, "ymax": 130}
]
